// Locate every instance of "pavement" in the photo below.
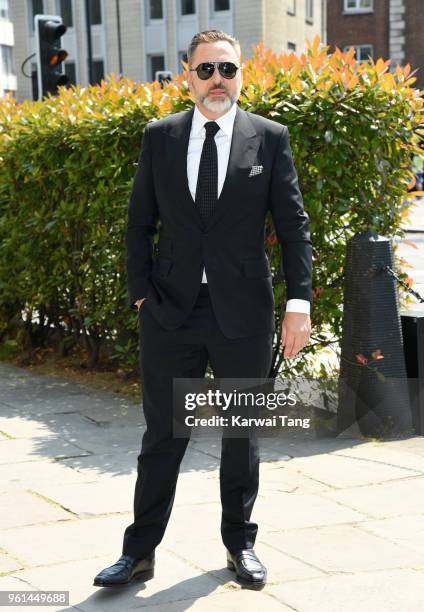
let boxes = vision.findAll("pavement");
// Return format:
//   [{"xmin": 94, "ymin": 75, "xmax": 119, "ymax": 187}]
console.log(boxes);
[
  {"xmin": 398, "ymin": 196, "xmax": 424, "ymax": 309},
  {"xmin": 1, "ymin": 197, "xmax": 424, "ymax": 611},
  {"xmin": 403, "ymin": 195, "xmax": 424, "ymax": 233},
  {"xmin": 1, "ymin": 361, "xmax": 424, "ymax": 612}
]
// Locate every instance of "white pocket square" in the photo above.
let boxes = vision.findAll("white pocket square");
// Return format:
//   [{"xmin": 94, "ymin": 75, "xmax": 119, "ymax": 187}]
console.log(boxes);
[{"xmin": 248, "ymin": 165, "xmax": 263, "ymax": 177}]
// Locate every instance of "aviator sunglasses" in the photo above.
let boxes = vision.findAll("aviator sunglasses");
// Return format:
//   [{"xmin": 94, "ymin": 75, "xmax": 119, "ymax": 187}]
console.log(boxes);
[{"xmin": 189, "ymin": 61, "xmax": 240, "ymax": 80}]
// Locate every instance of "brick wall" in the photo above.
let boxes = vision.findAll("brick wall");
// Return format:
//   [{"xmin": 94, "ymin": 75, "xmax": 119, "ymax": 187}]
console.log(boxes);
[
  {"xmin": 327, "ymin": 0, "xmax": 422, "ymax": 89},
  {"xmin": 327, "ymin": 0, "xmax": 389, "ymax": 60},
  {"xmin": 404, "ymin": 0, "xmax": 424, "ymax": 89}
]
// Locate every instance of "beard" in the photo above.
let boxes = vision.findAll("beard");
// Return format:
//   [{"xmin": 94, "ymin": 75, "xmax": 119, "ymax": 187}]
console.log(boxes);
[
  {"xmin": 195, "ymin": 83, "xmax": 239, "ymax": 113},
  {"xmin": 202, "ymin": 93, "xmax": 233, "ymax": 113}
]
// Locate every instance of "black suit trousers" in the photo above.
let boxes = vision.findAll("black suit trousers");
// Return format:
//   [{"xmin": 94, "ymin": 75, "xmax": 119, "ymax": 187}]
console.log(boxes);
[{"xmin": 122, "ymin": 284, "xmax": 273, "ymax": 557}]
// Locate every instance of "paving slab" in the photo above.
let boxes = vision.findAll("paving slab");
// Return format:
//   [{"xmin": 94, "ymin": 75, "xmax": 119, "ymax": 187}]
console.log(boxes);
[
  {"xmin": 161, "ymin": 502, "xmax": 223, "ymax": 546},
  {"xmin": 0, "ymin": 437, "xmax": 91, "ymax": 465},
  {"xmin": 261, "ymin": 524, "xmax": 424, "ymax": 572},
  {"xmin": 0, "ymin": 550, "xmax": 24, "ymax": 574},
  {"xmin": 0, "ymin": 486, "xmax": 73, "ymax": 529},
  {"xmin": 21, "ymin": 477, "xmax": 136, "ymax": 517},
  {"xmin": 268, "ymin": 568, "xmax": 424, "ymax": 612},
  {"xmin": 10, "ymin": 410, "xmax": 145, "ymax": 456},
  {"xmin": 172, "ymin": 470, "xmax": 221, "ymax": 507},
  {"xmin": 188, "ymin": 435, "xmax": 293, "ymax": 464},
  {"xmin": 0, "ymin": 407, "xmax": 144, "ymax": 439},
  {"xmin": 163, "ymin": 536, "xmax": 325, "ymax": 586},
  {"xmin": 0, "ymin": 417, "xmax": 60, "ymax": 441},
  {"xmin": 60, "ymin": 450, "xmax": 140, "ymax": 478},
  {"xmin": 285, "ymin": 452, "xmax": 421, "ymax": 488},
  {"xmin": 59, "ymin": 445, "xmax": 221, "ymax": 480},
  {"xmin": 0, "ymin": 574, "xmax": 42, "ymax": 612},
  {"xmin": 9, "ymin": 549, "xmax": 230, "ymax": 612},
  {"xmin": 139, "ymin": 590, "xmax": 295, "ymax": 611},
  {"xmin": 0, "ymin": 458, "xmax": 96, "ymax": 488},
  {"xmin": 357, "ymin": 514, "xmax": 424, "ymax": 554},
  {"xmin": 0, "ymin": 515, "xmax": 129, "ymax": 566},
  {"xmin": 254, "ymin": 490, "xmax": 365, "ymax": 531},
  {"xmin": 322, "ymin": 475, "xmax": 424, "ymax": 519},
  {"xmin": 0, "ymin": 395, "xmax": 137, "ymax": 418},
  {"xmin": 179, "ymin": 444, "xmax": 221, "ymax": 473},
  {"xmin": 0, "ymin": 380, "xmax": 88, "ymax": 401},
  {"xmin": 403, "ymin": 197, "xmax": 424, "ymax": 232},
  {"xmin": 384, "ymin": 436, "xmax": 424, "ymax": 458},
  {"xmin": 331, "ymin": 442, "xmax": 424, "ymax": 473},
  {"xmin": 259, "ymin": 461, "xmax": 333, "ymax": 494},
  {"xmin": 2, "ymin": 361, "xmax": 424, "ymax": 610}
]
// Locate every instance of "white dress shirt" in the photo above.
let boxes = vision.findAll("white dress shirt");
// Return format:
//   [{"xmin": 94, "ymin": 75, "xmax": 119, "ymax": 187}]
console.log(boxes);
[{"xmin": 187, "ymin": 104, "xmax": 310, "ymax": 315}]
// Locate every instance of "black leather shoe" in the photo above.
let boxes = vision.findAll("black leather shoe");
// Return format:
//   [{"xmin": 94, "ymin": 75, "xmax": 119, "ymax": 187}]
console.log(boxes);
[
  {"xmin": 93, "ymin": 553, "xmax": 155, "ymax": 587},
  {"xmin": 226, "ymin": 548, "xmax": 267, "ymax": 588}
]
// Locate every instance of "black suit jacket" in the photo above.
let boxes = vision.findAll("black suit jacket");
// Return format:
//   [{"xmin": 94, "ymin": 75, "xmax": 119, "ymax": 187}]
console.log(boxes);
[{"xmin": 125, "ymin": 104, "xmax": 312, "ymax": 339}]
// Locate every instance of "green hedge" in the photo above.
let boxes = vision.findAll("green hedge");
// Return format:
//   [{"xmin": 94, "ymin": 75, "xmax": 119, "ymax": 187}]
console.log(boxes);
[{"xmin": 0, "ymin": 37, "xmax": 422, "ymax": 375}]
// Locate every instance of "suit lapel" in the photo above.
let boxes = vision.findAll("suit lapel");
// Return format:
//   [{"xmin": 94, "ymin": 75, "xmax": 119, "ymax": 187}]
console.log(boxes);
[
  {"xmin": 165, "ymin": 104, "xmax": 260, "ymax": 232},
  {"xmin": 166, "ymin": 106, "xmax": 205, "ymax": 230},
  {"xmin": 204, "ymin": 105, "xmax": 259, "ymax": 231}
]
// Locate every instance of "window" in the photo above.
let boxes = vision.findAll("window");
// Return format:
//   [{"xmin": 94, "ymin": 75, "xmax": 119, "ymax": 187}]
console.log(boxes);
[
  {"xmin": 344, "ymin": 44, "xmax": 373, "ymax": 61},
  {"xmin": 89, "ymin": 0, "xmax": 102, "ymax": 25},
  {"xmin": 181, "ymin": 0, "xmax": 195, "ymax": 15},
  {"xmin": 344, "ymin": 0, "xmax": 373, "ymax": 12},
  {"xmin": 64, "ymin": 60, "xmax": 76, "ymax": 85},
  {"xmin": 178, "ymin": 51, "xmax": 188, "ymax": 71},
  {"xmin": 214, "ymin": 0, "xmax": 230, "ymax": 10},
  {"xmin": 149, "ymin": 0, "xmax": 163, "ymax": 19},
  {"xmin": 306, "ymin": 0, "xmax": 313, "ymax": 22},
  {"xmin": 287, "ymin": 42, "xmax": 296, "ymax": 51},
  {"xmin": 92, "ymin": 59, "xmax": 104, "ymax": 83},
  {"xmin": 148, "ymin": 55, "xmax": 165, "ymax": 80},
  {"xmin": 56, "ymin": 0, "xmax": 73, "ymax": 28},
  {"xmin": 356, "ymin": 45, "xmax": 373, "ymax": 61},
  {"xmin": 0, "ymin": 45, "xmax": 14, "ymax": 74},
  {"xmin": 29, "ymin": 0, "xmax": 44, "ymax": 31},
  {"xmin": 287, "ymin": 0, "xmax": 296, "ymax": 16},
  {"xmin": 0, "ymin": 0, "xmax": 9, "ymax": 20}
]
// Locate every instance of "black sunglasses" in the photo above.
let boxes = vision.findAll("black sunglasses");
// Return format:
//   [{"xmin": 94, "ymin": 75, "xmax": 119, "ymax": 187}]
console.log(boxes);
[{"xmin": 189, "ymin": 61, "xmax": 240, "ymax": 80}]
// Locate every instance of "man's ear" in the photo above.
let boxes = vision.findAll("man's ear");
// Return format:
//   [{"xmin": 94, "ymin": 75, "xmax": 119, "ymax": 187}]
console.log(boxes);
[{"xmin": 181, "ymin": 59, "xmax": 190, "ymax": 81}]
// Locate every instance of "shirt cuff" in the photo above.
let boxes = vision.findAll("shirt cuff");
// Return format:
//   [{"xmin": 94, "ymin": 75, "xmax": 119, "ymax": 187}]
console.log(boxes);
[{"xmin": 285, "ymin": 299, "xmax": 310, "ymax": 315}]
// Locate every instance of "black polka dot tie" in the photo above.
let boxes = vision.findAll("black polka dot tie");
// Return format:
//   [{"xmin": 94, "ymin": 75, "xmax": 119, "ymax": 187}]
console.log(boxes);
[{"xmin": 195, "ymin": 121, "xmax": 220, "ymax": 224}]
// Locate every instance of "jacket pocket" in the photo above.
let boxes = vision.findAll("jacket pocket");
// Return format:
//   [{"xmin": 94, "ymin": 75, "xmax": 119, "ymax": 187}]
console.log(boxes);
[
  {"xmin": 157, "ymin": 256, "xmax": 173, "ymax": 278},
  {"xmin": 157, "ymin": 236, "xmax": 173, "ymax": 257},
  {"xmin": 242, "ymin": 257, "xmax": 271, "ymax": 278}
]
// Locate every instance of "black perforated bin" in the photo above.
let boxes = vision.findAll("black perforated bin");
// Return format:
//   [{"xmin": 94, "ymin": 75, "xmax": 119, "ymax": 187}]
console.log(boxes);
[{"xmin": 337, "ymin": 231, "xmax": 413, "ymax": 437}]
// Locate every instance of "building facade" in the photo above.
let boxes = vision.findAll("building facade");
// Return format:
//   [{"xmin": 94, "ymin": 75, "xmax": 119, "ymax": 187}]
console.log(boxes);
[
  {"xmin": 327, "ymin": 0, "xmax": 424, "ymax": 89},
  {"xmin": 12, "ymin": 0, "xmax": 326, "ymax": 103},
  {"xmin": 0, "ymin": 0, "xmax": 16, "ymax": 97}
]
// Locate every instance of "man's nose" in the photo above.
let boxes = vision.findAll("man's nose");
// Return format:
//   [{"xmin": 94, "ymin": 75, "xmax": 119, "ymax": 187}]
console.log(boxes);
[{"xmin": 211, "ymin": 73, "xmax": 223, "ymax": 87}]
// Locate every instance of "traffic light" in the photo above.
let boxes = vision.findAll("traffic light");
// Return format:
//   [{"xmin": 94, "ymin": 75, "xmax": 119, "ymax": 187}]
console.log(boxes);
[{"xmin": 35, "ymin": 14, "xmax": 70, "ymax": 99}]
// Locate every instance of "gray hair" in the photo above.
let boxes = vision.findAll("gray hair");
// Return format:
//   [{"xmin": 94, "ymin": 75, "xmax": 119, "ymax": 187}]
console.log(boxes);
[{"xmin": 187, "ymin": 30, "xmax": 241, "ymax": 67}]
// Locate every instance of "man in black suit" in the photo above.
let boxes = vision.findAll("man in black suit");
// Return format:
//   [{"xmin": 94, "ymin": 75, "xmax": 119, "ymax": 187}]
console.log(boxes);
[{"xmin": 94, "ymin": 29, "xmax": 312, "ymax": 589}]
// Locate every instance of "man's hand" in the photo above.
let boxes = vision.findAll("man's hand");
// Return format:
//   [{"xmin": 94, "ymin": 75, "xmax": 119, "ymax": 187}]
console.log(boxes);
[
  {"xmin": 281, "ymin": 312, "xmax": 311, "ymax": 359},
  {"xmin": 135, "ymin": 298, "xmax": 147, "ymax": 311}
]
